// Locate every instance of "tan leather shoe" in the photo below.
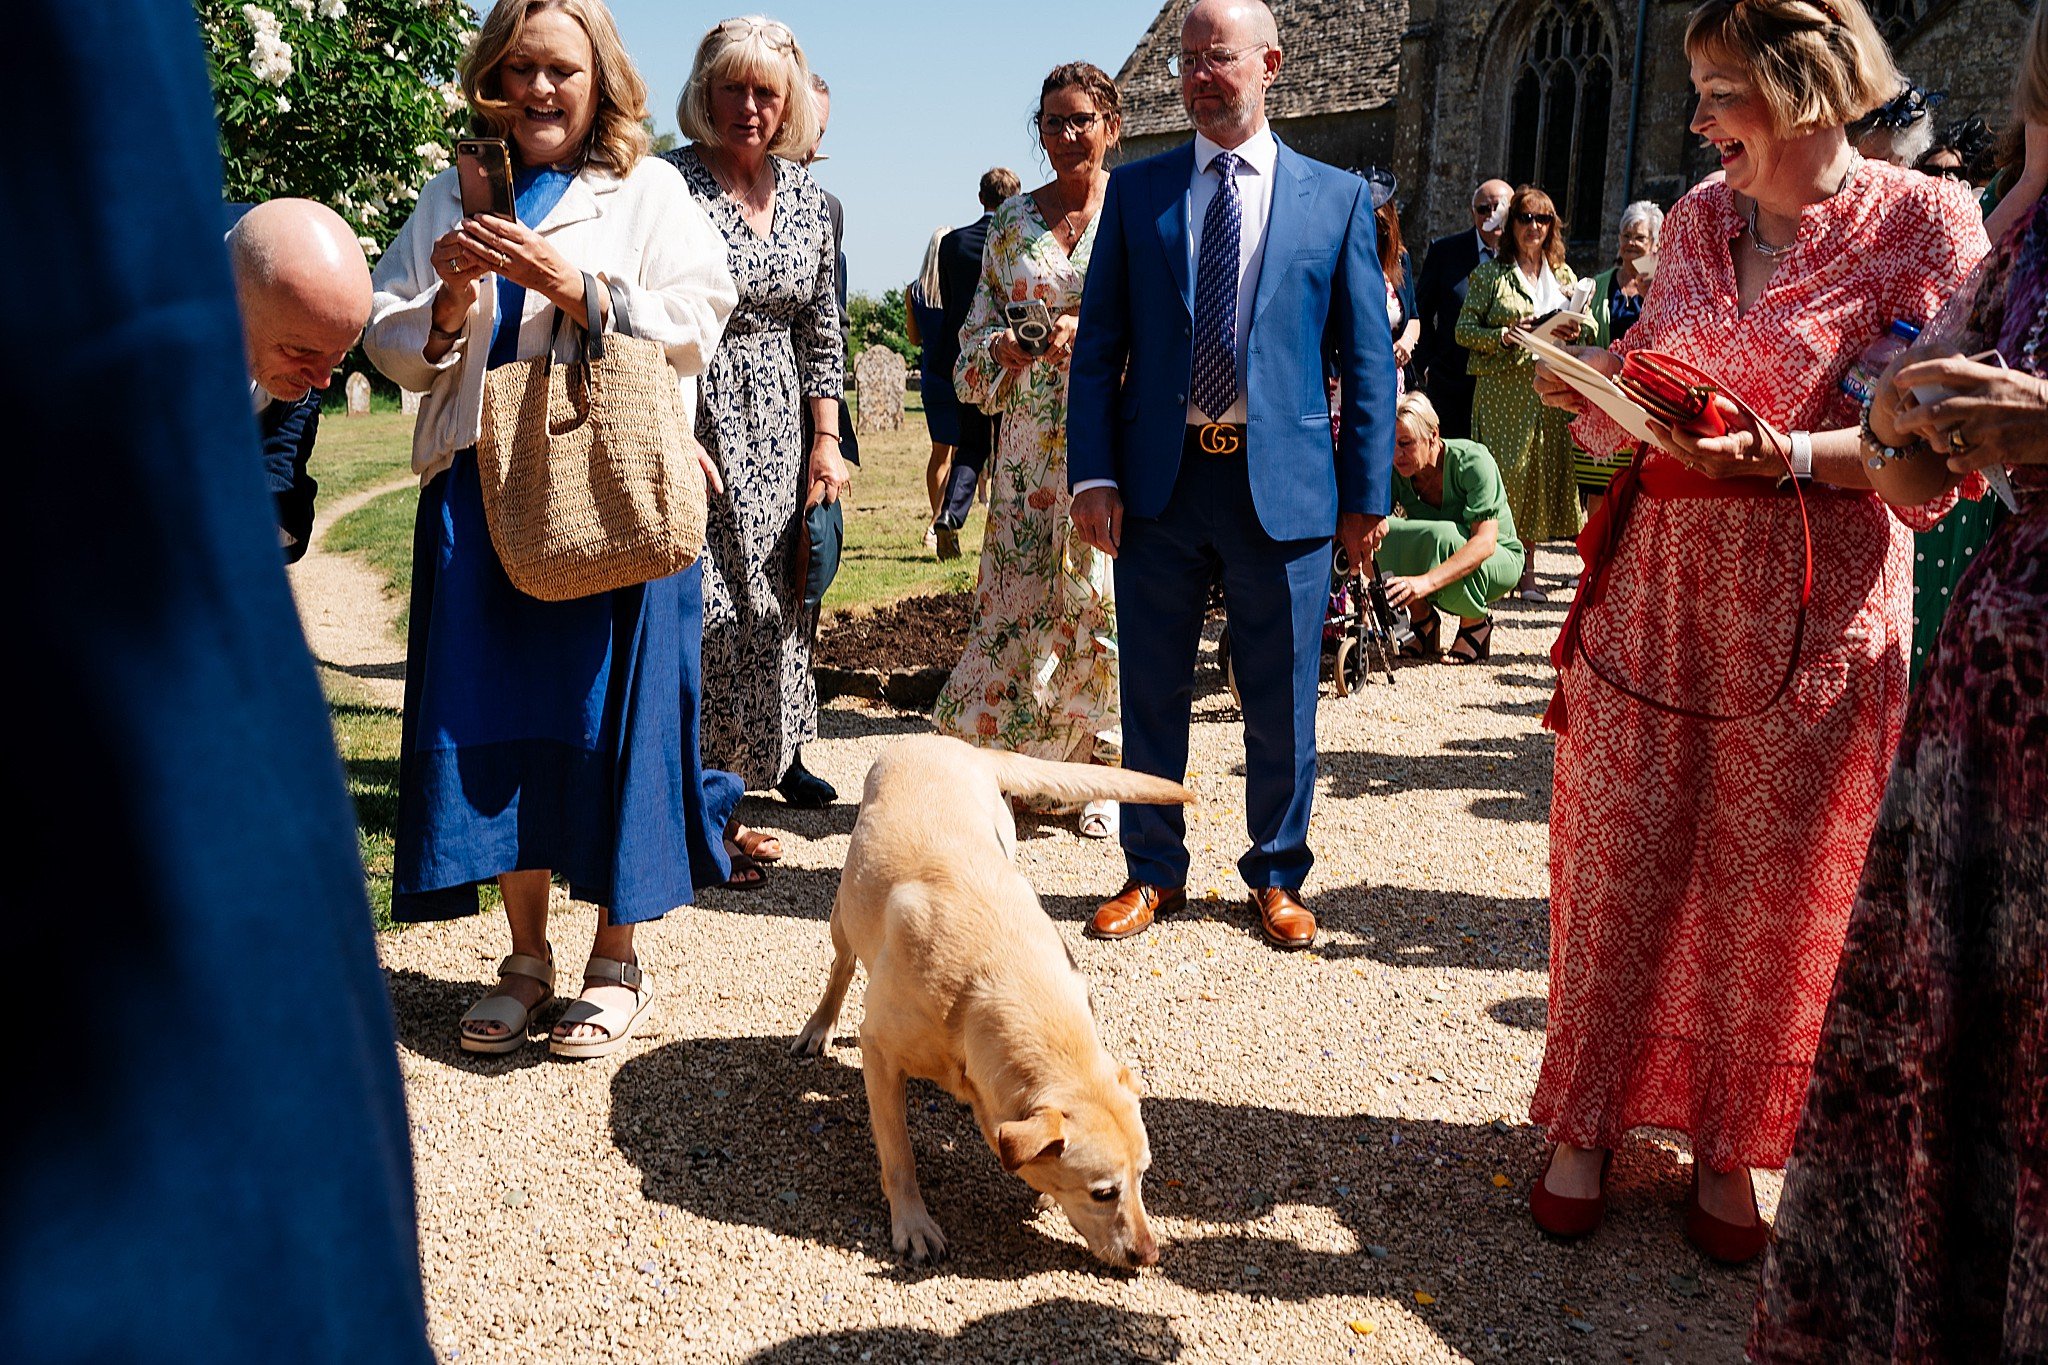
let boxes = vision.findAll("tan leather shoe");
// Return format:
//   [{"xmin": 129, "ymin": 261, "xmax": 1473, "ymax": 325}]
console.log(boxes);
[
  {"xmin": 1087, "ymin": 881, "xmax": 1186, "ymax": 941},
  {"xmin": 1249, "ymin": 887, "xmax": 1317, "ymax": 950}
]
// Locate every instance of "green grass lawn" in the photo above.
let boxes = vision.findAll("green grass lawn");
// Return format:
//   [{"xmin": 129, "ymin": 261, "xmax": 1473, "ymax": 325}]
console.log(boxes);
[{"xmin": 312, "ymin": 392, "xmax": 979, "ymax": 926}]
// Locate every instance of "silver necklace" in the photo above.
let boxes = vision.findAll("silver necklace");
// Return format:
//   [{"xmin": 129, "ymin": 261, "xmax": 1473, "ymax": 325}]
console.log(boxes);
[{"xmin": 1746, "ymin": 201, "xmax": 1792, "ymax": 257}]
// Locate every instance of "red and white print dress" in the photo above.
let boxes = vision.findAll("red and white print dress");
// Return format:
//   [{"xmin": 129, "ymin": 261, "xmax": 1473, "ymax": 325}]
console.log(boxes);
[{"xmin": 1531, "ymin": 160, "xmax": 1988, "ymax": 1172}]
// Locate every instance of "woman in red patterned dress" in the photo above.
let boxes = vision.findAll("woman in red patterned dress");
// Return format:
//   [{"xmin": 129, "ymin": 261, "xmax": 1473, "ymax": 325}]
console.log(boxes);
[{"xmin": 1524, "ymin": 0, "xmax": 1988, "ymax": 1260}]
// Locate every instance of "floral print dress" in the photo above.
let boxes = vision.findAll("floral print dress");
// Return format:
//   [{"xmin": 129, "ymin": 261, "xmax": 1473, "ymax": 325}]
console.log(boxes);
[
  {"xmin": 932, "ymin": 194, "xmax": 1118, "ymax": 790},
  {"xmin": 668, "ymin": 149, "xmax": 842, "ymax": 790}
]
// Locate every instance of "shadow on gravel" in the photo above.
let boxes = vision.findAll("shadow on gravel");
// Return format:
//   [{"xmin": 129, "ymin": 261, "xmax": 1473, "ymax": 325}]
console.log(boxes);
[
  {"xmin": 612, "ymin": 1036, "xmax": 1756, "ymax": 1359},
  {"xmin": 817, "ymin": 704, "xmax": 937, "ymax": 743},
  {"xmin": 1312, "ymin": 884, "xmax": 1550, "ymax": 972},
  {"xmin": 1489, "ymin": 995, "xmax": 1549, "ymax": 1030},
  {"xmin": 740, "ymin": 1299, "xmax": 1184, "ymax": 1363},
  {"xmin": 697, "ymin": 862, "xmax": 841, "ymax": 921},
  {"xmin": 727, "ymin": 794, "xmax": 860, "ymax": 851},
  {"xmin": 384, "ymin": 967, "xmax": 554, "ymax": 1072},
  {"xmin": 1321, "ymin": 733, "xmax": 1554, "ymax": 824}
]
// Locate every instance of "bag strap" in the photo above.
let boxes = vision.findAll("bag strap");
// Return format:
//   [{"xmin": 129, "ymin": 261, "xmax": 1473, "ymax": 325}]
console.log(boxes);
[
  {"xmin": 1570, "ymin": 438, "xmax": 1815, "ymax": 724},
  {"xmin": 579, "ymin": 270, "xmax": 605, "ymax": 361}
]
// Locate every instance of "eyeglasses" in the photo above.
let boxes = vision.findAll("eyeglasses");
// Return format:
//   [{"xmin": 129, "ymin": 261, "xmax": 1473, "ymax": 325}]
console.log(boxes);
[
  {"xmin": 1038, "ymin": 111, "xmax": 1103, "ymax": 138},
  {"xmin": 1923, "ymin": 163, "xmax": 1968, "ymax": 181},
  {"xmin": 1168, "ymin": 42, "xmax": 1268, "ymax": 77},
  {"xmin": 716, "ymin": 17, "xmax": 796, "ymax": 52},
  {"xmin": 1513, "ymin": 211, "xmax": 1554, "ymax": 225}
]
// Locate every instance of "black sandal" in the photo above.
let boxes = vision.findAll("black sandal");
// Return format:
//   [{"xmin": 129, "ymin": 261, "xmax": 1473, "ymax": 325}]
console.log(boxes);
[
  {"xmin": 1446, "ymin": 617, "xmax": 1493, "ymax": 664},
  {"xmin": 1399, "ymin": 608, "xmax": 1442, "ymax": 660},
  {"xmin": 775, "ymin": 753, "xmax": 837, "ymax": 808}
]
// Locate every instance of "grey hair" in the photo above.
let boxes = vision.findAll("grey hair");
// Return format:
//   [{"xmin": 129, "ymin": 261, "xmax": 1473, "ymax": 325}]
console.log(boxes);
[{"xmin": 1617, "ymin": 199, "xmax": 1664, "ymax": 241}]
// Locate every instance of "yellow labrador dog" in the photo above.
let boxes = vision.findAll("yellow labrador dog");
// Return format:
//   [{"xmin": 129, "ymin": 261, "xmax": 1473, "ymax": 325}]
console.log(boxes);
[{"xmin": 793, "ymin": 735, "xmax": 1190, "ymax": 1268}]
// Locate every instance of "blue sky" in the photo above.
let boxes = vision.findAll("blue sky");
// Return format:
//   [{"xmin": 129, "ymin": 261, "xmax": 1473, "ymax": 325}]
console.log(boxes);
[{"xmin": 595, "ymin": 1, "xmax": 1170, "ymax": 295}]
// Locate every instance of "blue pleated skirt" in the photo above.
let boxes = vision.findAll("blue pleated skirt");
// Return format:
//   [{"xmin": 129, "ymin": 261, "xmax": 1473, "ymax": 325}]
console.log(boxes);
[{"xmin": 392, "ymin": 448, "xmax": 739, "ymax": 924}]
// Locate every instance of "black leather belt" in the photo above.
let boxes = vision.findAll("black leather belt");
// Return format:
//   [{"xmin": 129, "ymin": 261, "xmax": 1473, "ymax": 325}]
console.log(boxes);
[{"xmin": 1184, "ymin": 422, "xmax": 1247, "ymax": 456}]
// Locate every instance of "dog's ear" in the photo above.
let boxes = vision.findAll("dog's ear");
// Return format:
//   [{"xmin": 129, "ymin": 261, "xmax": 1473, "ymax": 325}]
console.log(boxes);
[
  {"xmin": 996, "ymin": 1108, "xmax": 1067, "ymax": 1172},
  {"xmin": 1116, "ymin": 1064, "xmax": 1144, "ymax": 1097}
]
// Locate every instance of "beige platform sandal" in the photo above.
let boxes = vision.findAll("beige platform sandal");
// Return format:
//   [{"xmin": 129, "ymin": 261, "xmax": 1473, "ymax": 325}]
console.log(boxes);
[
  {"xmin": 548, "ymin": 957, "xmax": 655, "ymax": 1060},
  {"xmin": 458, "ymin": 949, "xmax": 556, "ymax": 1054}
]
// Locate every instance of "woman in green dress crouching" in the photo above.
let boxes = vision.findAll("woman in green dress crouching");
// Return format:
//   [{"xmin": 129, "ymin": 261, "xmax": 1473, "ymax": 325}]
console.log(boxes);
[{"xmin": 1372, "ymin": 391, "xmax": 1525, "ymax": 663}]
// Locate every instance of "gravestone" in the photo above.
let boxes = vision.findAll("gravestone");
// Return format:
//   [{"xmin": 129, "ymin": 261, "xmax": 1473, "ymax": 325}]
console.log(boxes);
[
  {"xmin": 345, "ymin": 372, "xmax": 372, "ymax": 417},
  {"xmin": 399, "ymin": 388, "xmax": 422, "ymax": 416},
  {"xmin": 853, "ymin": 347, "xmax": 906, "ymax": 436}
]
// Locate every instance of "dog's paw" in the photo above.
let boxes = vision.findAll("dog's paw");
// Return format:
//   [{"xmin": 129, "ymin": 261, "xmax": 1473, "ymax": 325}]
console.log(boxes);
[
  {"xmin": 892, "ymin": 1210, "xmax": 949, "ymax": 1263},
  {"xmin": 789, "ymin": 1023, "xmax": 832, "ymax": 1057}
]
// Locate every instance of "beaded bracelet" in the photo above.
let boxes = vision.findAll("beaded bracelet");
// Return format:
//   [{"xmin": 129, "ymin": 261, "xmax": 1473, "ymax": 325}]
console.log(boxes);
[{"xmin": 1859, "ymin": 395, "xmax": 1928, "ymax": 470}]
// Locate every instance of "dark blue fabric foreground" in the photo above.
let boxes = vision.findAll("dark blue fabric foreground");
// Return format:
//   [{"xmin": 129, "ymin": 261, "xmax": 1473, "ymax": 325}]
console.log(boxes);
[
  {"xmin": 394, "ymin": 450, "xmax": 739, "ymax": 923},
  {"xmin": 3, "ymin": 5, "xmax": 430, "ymax": 1363}
]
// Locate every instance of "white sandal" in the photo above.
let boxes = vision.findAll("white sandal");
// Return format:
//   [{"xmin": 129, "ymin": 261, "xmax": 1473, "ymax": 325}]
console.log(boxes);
[
  {"xmin": 459, "ymin": 949, "xmax": 555, "ymax": 1055},
  {"xmin": 1078, "ymin": 799, "xmax": 1119, "ymax": 840},
  {"xmin": 549, "ymin": 957, "xmax": 655, "ymax": 1059}
]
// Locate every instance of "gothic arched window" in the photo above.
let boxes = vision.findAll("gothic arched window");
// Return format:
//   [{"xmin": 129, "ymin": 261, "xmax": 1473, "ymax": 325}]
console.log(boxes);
[
  {"xmin": 1863, "ymin": 0, "xmax": 1939, "ymax": 43},
  {"xmin": 1505, "ymin": 0, "xmax": 1616, "ymax": 245}
]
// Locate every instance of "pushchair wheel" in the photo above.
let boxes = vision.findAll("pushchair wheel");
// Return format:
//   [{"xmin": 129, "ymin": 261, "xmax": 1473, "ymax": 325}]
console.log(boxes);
[{"xmin": 1333, "ymin": 636, "xmax": 1366, "ymax": 697}]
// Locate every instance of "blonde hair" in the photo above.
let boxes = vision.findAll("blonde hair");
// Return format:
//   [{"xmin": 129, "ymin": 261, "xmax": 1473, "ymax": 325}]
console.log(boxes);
[
  {"xmin": 676, "ymin": 16, "xmax": 822, "ymax": 158},
  {"xmin": 1683, "ymin": 0, "xmax": 1899, "ymax": 137},
  {"xmin": 915, "ymin": 227, "xmax": 947, "ymax": 306},
  {"xmin": 2017, "ymin": 0, "xmax": 2048, "ymax": 125},
  {"xmin": 463, "ymin": 0, "xmax": 651, "ymax": 174},
  {"xmin": 1396, "ymin": 391, "xmax": 1441, "ymax": 441}
]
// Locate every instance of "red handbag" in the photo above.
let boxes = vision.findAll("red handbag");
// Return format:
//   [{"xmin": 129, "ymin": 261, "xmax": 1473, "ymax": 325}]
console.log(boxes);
[{"xmin": 1614, "ymin": 350, "xmax": 1728, "ymax": 438}]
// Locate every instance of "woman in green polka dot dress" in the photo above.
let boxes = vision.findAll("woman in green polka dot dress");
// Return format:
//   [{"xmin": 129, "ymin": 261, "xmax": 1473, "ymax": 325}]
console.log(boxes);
[{"xmin": 1455, "ymin": 185, "xmax": 1585, "ymax": 598}]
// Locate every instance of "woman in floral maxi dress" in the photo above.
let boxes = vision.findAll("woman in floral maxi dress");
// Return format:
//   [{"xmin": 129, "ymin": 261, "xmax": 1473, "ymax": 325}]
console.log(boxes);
[{"xmin": 933, "ymin": 64, "xmax": 1121, "ymax": 832}]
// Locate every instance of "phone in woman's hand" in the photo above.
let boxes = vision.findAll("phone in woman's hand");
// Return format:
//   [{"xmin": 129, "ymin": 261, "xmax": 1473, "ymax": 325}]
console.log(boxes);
[{"xmin": 456, "ymin": 139, "xmax": 516, "ymax": 221}]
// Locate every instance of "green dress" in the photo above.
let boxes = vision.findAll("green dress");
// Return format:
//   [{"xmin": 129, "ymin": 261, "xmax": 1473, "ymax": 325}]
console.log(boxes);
[
  {"xmin": 1455, "ymin": 259, "xmax": 1586, "ymax": 544},
  {"xmin": 1910, "ymin": 500, "xmax": 2002, "ymax": 684},
  {"xmin": 1379, "ymin": 438, "xmax": 1527, "ymax": 620}
]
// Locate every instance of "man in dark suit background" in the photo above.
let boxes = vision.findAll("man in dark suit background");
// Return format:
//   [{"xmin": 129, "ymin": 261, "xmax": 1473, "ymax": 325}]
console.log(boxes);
[
  {"xmin": 931, "ymin": 165, "xmax": 1021, "ymax": 556},
  {"xmin": 1413, "ymin": 178, "xmax": 1510, "ymax": 440},
  {"xmin": 228, "ymin": 198, "xmax": 372, "ymax": 561}
]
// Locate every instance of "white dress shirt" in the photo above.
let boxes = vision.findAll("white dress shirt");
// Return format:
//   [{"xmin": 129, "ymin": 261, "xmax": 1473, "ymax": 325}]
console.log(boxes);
[{"xmin": 1074, "ymin": 124, "xmax": 1279, "ymax": 497}]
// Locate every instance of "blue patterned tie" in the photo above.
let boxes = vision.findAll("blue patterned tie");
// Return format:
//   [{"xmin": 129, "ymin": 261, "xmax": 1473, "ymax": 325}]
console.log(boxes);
[{"xmin": 1192, "ymin": 150, "xmax": 1243, "ymax": 422}]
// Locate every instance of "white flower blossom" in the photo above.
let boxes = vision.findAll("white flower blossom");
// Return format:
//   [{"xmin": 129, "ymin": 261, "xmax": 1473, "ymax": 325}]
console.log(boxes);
[
  {"xmin": 241, "ymin": 4, "xmax": 280, "ymax": 37},
  {"xmin": 316, "ymin": 0, "xmax": 347, "ymax": 17},
  {"xmin": 358, "ymin": 235, "xmax": 380, "ymax": 252},
  {"xmin": 438, "ymin": 82, "xmax": 465, "ymax": 113},
  {"xmin": 275, "ymin": 94, "xmax": 292, "ymax": 112},
  {"xmin": 416, "ymin": 141, "xmax": 451, "ymax": 172},
  {"xmin": 249, "ymin": 28, "xmax": 295, "ymax": 85},
  {"xmin": 287, "ymin": 0, "xmax": 313, "ymax": 15}
]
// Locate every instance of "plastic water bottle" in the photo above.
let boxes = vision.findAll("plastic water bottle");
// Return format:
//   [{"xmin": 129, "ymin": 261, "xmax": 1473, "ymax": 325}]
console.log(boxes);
[{"xmin": 1840, "ymin": 320, "xmax": 1921, "ymax": 406}]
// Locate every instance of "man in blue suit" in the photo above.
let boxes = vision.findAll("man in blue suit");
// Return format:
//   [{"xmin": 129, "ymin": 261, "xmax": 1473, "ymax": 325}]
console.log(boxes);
[{"xmin": 1069, "ymin": 0, "xmax": 1395, "ymax": 951}]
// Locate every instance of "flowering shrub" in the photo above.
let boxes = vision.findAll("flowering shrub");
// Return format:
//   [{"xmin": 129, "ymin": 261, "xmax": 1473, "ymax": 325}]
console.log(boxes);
[{"xmin": 197, "ymin": 0, "xmax": 474, "ymax": 255}]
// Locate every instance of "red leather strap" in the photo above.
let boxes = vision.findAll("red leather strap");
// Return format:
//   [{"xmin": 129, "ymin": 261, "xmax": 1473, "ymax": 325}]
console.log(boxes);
[{"xmin": 1545, "ymin": 441, "xmax": 1815, "ymax": 731}]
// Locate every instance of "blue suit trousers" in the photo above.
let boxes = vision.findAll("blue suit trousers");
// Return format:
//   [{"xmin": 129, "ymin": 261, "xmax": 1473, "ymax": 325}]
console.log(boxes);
[{"xmin": 1116, "ymin": 446, "xmax": 1328, "ymax": 890}]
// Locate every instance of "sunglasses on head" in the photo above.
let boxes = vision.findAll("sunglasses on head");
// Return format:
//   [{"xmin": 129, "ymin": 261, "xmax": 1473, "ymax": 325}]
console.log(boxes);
[{"xmin": 1514, "ymin": 211, "xmax": 1554, "ymax": 225}]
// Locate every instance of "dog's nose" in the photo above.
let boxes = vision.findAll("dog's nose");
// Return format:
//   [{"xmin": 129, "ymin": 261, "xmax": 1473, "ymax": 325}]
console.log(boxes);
[{"xmin": 1130, "ymin": 1230, "xmax": 1160, "ymax": 1267}]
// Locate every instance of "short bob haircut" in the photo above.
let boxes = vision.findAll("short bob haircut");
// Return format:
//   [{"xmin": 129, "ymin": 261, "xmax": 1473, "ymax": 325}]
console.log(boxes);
[
  {"xmin": 1494, "ymin": 185, "xmax": 1568, "ymax": 270},
  {"xmin": 1682, "ymin": 0, "xmax": 1898, "ymax": 137},
  {"xmin": 1618, "ymin": 199, "xmax": 1665, "ymax": 242},
  {"xmin": 676, "ymin": 16, "xmax": 822, "ymax": 158},
  {"xmin": 463, "ymin": 0, "xmax": 652, "ymax": 174},
  {"xmin": 2018, "ymin": 0, "xmax": 2048, "ymax": 126},
  {"xmin": 1395, "ymin": 390, "xmax": 1443, "ymax": 441}
]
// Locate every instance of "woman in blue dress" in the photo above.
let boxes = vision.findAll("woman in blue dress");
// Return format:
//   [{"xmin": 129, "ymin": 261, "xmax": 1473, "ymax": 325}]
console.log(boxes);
[{"xmin": 366, "ymin": 0, "xmax": 740, "ymax": 1058}]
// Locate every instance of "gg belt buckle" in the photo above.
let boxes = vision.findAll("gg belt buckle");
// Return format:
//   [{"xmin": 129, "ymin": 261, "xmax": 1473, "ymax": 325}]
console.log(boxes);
[{"xmin": 1197, "ymin": 422, "xmax": 1242, "ymax": 455}]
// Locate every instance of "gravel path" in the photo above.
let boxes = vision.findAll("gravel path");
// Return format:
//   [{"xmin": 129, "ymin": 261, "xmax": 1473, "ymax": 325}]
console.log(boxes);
[
  {"xmin": 289, "ymin": 472, "xmax": 415, "ymax": 707},
  {"xmin": 359, "ymin": 543, "xmax": 1774, "ymax": 1364}
]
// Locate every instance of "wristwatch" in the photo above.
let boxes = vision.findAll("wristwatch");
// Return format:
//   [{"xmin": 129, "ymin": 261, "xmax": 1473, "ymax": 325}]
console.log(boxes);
[{"xmin": 1789, "ymin": 430, "xmax": 1814, "ymax": 480}]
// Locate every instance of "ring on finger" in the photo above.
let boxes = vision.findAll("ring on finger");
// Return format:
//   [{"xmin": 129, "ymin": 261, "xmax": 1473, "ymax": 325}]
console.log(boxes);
[{"xmin": 1947, "ymin": 426, "xmax": 1968, "ymax": 454}]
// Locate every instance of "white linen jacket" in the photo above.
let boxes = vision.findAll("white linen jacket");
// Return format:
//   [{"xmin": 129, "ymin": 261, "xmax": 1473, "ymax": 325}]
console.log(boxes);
[{"xmin": 366, "ymin": 155, "xmax": 738, "ymax": 481}]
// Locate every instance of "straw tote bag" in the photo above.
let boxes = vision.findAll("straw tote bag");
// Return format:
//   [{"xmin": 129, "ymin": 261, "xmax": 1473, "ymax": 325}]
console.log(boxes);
[{"xmin": 477, "ymin": 271, "xmax": 706, "ymax": 602}]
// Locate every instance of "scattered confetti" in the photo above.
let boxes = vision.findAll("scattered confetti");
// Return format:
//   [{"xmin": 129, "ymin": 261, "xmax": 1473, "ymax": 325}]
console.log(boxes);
[
  {"xmin": 1414, "ymin": 1291, "xmax": 1436, "ymax": 1306},
  {"xmin": 1491, "ymin": 1173, "xmax": 1511, "ymax": 1187},
  {"xmin": 1347, "ymin": 1319, "xmax": 1377, "ymax": 1336}
]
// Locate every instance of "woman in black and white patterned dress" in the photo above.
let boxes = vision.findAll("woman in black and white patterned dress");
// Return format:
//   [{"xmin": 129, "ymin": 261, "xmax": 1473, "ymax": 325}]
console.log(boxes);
[{"xmin": 667, "ymin": 17, "xmax": 846, "ymax": 875}]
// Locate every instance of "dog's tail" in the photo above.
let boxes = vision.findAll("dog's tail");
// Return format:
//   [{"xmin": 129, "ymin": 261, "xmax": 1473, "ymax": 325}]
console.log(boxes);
[{"xmin": 975, "ymin": 749, "xmax": 1194, "ymax": 809}]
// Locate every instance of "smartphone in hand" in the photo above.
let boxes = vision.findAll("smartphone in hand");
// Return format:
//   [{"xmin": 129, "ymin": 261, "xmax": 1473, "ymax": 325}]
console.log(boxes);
[{"xmin": 455, "ymin": 138, "xmax": 516, "ymax": 221}]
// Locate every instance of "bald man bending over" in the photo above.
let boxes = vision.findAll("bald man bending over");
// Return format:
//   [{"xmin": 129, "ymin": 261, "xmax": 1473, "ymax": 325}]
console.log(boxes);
[{"xmin": 226, "ymin": 198, "xmax": 372, "ymax": 562}]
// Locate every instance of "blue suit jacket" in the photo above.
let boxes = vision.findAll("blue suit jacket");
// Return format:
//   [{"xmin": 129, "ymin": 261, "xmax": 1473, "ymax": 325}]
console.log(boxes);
[{"xmin": 1068, "ymin": 138, "xmax": 1396, "ymax": 540}]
